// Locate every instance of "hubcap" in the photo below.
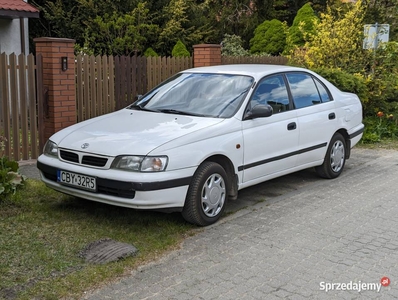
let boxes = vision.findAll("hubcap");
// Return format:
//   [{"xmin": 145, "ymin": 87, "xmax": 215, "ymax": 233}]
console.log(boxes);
[
  {"xmin": 201, "ymin": 173, "xmax": 226, "ymax": 217},
  {"xmin": 330, "ymin": 140, "xmax": 345, "ymax": 173}
]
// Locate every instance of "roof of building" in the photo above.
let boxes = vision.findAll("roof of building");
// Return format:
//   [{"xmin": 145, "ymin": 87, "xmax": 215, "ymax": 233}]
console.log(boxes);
[{"xmin": 0, "ymin": 0, "xmax": 39, "ymax": 18}]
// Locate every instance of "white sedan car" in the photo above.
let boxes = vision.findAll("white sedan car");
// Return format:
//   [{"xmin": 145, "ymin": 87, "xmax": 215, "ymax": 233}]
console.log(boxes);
[{"xmin": 37, "ymin": 65, "xmax": 364, "ymax": 226}]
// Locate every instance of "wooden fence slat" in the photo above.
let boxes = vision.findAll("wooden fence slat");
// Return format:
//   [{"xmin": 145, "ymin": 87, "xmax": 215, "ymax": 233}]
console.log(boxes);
[
  {"xmin": 114, "ymin": 56, "xmax": 121, "ymax": 111},
  {"xmin": 9, "ymin": 54, "xmax": 20, "ymax": 161},
  {"xmin": 109, "ymin": 56, "xmax": 115, "ymax": 112},
  {"xmin": 146, "ymin": 56, "xmax": 153, "ymax": 91},
  {"xmin": 27, "ymin": 54, "xmax": 38, "ymax": 159},
  {"xmin": 0, "ymin": 53, "xmax": 11, "ymax": 157},
  {"xmin": 126, "ymin": 56, "xmax": 132, "ymax": 105},
  {"xmin": 76, "ymin": 54, "xmax": 84, "ymax": 122},
  {"xmin": 83, "ymin": 55, "xmax": 90, "ymax": 120},
  {"xmin": 36, "ymin": 54, "xmax": 45, "ymax": 154},
  {"xmin": 96, "ymin": 55, "xmax": 103, "ymax": 117},
  {"xmin": 89, "ymin": 55, "xmax": 96, "ymax": 117},
  {"xmin": 130, "ymin": 55, "xmax": 137, "ymax": 103},
  {"xmin": 102, "ymin": 56, "xmax": 108, "ymax": 114},
  {"xmin": 18, "ymin": 54, "xmax": 29, "ymax": 160}
]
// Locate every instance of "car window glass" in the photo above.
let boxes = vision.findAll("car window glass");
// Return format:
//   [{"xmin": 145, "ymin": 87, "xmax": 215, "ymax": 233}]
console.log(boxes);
[
  {"xmin": 286, "ymin": 73, "xmax": 322, "ymax": 109},
  {"xmin": 314, "ymin": 79, "xmax": 332, "ymax": 102},
  {"xmin": 250, "ymin": 75, "xmax": 290, "ymax": 114},
  {"xmin": 133, "ymin": 73, "xmax": 253, "ymax": 118}
]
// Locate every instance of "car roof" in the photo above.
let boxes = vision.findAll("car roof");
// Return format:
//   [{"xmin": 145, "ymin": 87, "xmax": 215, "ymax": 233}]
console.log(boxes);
[{"xmin": 182, "ymin": 64, "xmax": 311, "ymax": 79}]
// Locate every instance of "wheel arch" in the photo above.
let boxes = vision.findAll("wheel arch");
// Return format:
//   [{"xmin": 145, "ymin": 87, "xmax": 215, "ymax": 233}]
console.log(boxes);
[
  {"xmin": 336, "ymin": 128, "xmax": 351, "ymax": 159},
  {"xmin": 202, "ymin": 155, "xmax": 238, "ymax": 200}
]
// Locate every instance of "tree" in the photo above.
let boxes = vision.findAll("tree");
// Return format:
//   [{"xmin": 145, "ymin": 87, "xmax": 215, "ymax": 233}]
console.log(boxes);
[
  {"xmin": 171, "ymin": 40, "xmax": 190, "ymax": 57},
  {"xmin": 82, "ymin": 2, "xmax": 159, "ymax": 55},
  {"xmin": 250, "ymin": 19, "xmax": 287, "ymax": 55},
  {"xmin": 156, "ymin": 0, "xmax": 190, "ymax": 54},
  {"xmin": 296, "ymin": 0, "xmax": 367, "ymax": 72},
  {"xmin": 285, "ymin": 3, "xmax": 317, "ymax": 53}
]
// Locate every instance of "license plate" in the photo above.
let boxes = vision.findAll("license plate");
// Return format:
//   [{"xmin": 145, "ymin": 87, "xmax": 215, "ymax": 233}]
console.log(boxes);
[{"xmin": 57, "ymin": 170, "xmax": 96, "ymax": 191}]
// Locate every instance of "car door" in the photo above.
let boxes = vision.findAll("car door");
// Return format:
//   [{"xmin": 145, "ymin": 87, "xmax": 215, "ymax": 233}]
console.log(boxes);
[
  {"xmin": 285, "ymin": 72, "xmax": 337, "ymax": 166},
  {"xmin": 241, "ymin": 74, "xmax": 299, "ymax": 183}
]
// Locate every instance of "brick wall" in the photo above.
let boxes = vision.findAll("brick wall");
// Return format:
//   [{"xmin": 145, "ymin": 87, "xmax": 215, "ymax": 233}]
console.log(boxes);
[
  {"xmin": 34, "ymin": 37, "xmax": 76, "ymax": 141},
  {"xmin": 193, "ymin": 44, "xmax": 221, "ymax": 67}
]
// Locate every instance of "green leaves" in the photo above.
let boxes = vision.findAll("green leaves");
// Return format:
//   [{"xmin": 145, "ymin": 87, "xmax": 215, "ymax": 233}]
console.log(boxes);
[
  {"xmin": 250, "ymin": 19, "xmax": 287, "ymax": 55},
  {"xmin": 171, "ymin": 40, "xmax": 190, "ymax": 57},
  {"xmin": 0, "ymin": 156, "xmax": 25, "ymax": 200}
]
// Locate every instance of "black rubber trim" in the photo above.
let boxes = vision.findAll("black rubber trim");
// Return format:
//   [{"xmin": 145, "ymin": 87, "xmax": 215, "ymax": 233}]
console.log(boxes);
[
  {"xmin": 37, "ymin": 161, "xmax": 192, "ymax": 192},
  {"xmin": 238, "ymin": 143, "xmax": 327, "ymax": 171},
  {"xmin": 349, "ymin": 126, "xmax": 365, "ymax": 139}
]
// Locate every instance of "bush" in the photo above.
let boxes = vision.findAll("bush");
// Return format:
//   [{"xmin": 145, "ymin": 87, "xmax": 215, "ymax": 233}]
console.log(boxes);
[
  {"xmin": 362, "ymin": 112, "xmax": 398, "ymax": 143},
  {"xmin": 311, "ymin": 68, "xmax": 368, "ymax": 104},
  {"xmin": 144, "ymin": 47, "xmax": 159, "ymax": 57},
  {"xmin": 364, "ymin": 42, "xmax": 398, "ymax": 117},
  {"xmin": 250, "ymin": 19, "xmax": 287, "ymax": 55},
  {"xmin": 221, "ymin": 34, "xmax": 249, "ymax": 56},
  {"xmin": 0, "ymin": 137, "xmax": 25, "ymax": 201},
  {"xmin": 171, "ymin": 40, "xmax": 190, "ymax": 57}
]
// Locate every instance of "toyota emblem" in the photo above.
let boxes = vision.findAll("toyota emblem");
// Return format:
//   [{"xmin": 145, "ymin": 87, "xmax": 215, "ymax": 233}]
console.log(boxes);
[{"xmin": 81, "ymin": 143, "xmax": 89, "ymax": 149}]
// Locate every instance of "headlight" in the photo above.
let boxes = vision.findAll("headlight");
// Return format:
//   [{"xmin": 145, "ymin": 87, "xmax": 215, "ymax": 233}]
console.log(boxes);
[
  {"xmin": 43, "ymin": 140, "xmax": 58, "ymax": 157},
  {"xmin": 112, "ymin": 156, "xmax": 168, "ymax": 172}
]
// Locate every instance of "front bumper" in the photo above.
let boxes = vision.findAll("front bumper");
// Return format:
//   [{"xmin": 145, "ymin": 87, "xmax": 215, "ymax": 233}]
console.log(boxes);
[{"xmin": 37, "ymin": 156, "xmax": 194, "ymax": 211}]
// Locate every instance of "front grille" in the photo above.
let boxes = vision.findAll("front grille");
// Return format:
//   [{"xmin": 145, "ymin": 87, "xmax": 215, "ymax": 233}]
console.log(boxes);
[
  {"xmin": 60, "ymin": 150, "xmax": 79, "ymax": 163},
  {"xmin": 59, "ymin": 149, "xmax": 109, "ymax": 168},
  {"xmin": 82, "ymin": 156, "xmax": 108, "ymax": 167}
]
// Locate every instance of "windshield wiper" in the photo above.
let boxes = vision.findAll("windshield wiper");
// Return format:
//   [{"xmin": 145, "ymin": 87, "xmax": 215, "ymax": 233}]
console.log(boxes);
[
  {"xmin": 158, "ymin": 109, "xmax": 205, "ymax": 117},
  {"xmin": 129, "ymin": 104, "xmax": 157, "ymax": 112}
]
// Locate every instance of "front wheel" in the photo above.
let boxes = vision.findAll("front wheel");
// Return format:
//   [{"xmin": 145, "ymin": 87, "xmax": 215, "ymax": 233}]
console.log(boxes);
[
  {"xmin": 316, "ymin": 133, "xmax": 347, "ymax": 179},
  {"xmin": 182, "ymin": 162, "xmax": 228, "ymax": 226}
]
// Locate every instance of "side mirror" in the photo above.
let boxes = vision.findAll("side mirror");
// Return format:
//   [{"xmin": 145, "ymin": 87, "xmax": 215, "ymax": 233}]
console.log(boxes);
[
  {"xmin": 244, "ymin": 104, "xmax": 273, "ymax": 120},
  {"xmin": 135, "ymin": 94, "xmax": 143, "ymax": 101}
]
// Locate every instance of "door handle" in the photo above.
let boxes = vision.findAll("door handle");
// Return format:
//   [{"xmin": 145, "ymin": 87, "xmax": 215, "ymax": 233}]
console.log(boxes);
[
  {"xmin": 287, "ymin": 122, "xmax": 296, "ymax": 130},
  {"xmin": 329, "ymin": 113, "xmax": 336, "ymax": 120}
]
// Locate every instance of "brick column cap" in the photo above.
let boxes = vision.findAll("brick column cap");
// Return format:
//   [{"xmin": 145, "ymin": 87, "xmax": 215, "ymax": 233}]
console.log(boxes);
[
  {"xmin": 193, "ymin": 44, "xmax": 221, "ymax": 49},
  {"xmin": 34, "ymin": 37, "xmax": 76, "ymax": 43}
]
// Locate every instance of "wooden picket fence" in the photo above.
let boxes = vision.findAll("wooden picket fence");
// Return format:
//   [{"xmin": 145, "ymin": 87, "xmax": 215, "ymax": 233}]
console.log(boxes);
[
  {"xmin": 0, "ymin": 52, "xmax": 44, "ymax": 161},
  {"xmin": 222, "ymin": 56, "xmax": 288, "ymax": 65},
  {"xmin": 75, "ymin": 55, "xmax": 193, "ymax": 122}
]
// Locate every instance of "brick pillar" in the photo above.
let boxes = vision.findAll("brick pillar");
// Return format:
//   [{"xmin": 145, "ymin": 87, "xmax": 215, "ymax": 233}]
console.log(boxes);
[
  {"xmin": 34, "ymin": 37, "xmax": 76, "ymax": 141},
  {"xmin": 193, "ymin": 44, "xmax": 222, "ymax": 67}
]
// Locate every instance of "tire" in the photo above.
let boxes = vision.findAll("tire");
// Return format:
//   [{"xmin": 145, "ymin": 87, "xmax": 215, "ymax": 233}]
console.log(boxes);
[
  {"xmin": 316, "ymin": 132, "xmax": 347, "ymax": 179},
  {"xmin": 182, "ymin": 162, "xmax": 228, "ymax": 226}
]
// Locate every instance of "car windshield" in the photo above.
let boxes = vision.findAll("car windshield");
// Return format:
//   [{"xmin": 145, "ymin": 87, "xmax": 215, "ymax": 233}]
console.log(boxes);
[{"xmin": 130, "ymin": 73, "xmax": 254, "ymax": 118}]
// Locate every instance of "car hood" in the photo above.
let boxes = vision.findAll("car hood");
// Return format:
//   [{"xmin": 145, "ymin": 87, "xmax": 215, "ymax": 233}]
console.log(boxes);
[{"xmin": 54, "ymin": 109, "xmax": 224, "ymax": 156}]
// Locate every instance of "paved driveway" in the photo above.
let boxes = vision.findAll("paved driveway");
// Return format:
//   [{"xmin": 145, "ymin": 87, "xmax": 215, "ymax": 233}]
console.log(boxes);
[{"xmin": 75, "ymin": 148, "xmax": 397, "ymax": 299}]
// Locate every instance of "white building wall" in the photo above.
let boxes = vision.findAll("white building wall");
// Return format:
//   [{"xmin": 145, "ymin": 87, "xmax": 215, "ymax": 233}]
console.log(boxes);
[{"xmin": 0, "ymin": 18, "xmax": 30, "ymax": 55}]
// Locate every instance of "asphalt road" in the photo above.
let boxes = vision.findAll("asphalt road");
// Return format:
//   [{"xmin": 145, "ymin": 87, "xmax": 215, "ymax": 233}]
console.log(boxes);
[{"xmin": 20, "ymin": 148, "xmax": 398, "ymax": 299}]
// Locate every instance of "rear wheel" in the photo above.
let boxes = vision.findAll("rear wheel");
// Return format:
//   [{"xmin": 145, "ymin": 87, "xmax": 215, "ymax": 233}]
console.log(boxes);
[
  {"xmin": 182, "ymin": 162, "xmax": 228, "ymax": 226},
  {"xmin": 316, "ymin": 133, "xmax": 346, "ymax": 179}
]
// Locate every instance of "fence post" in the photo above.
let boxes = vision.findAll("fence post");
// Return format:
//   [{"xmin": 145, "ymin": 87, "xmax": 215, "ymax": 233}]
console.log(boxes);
[
  {"xmin": 193, "ymin": 44, "xmax": 221, "ymax": 67},
  {"xmin": 34, "ymin": 37, "xmax": 76, "ymax": 141}
]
